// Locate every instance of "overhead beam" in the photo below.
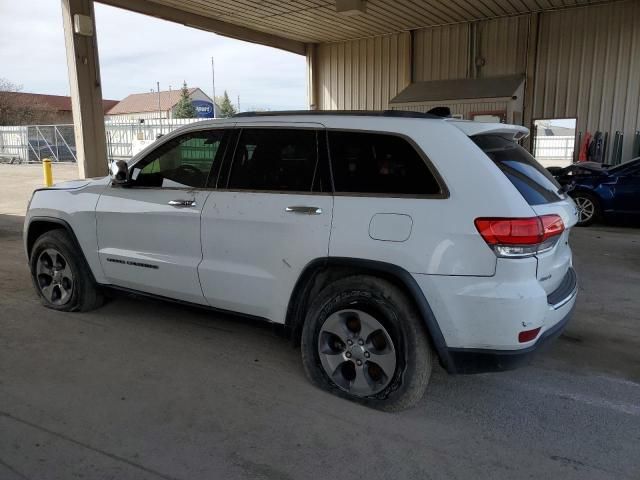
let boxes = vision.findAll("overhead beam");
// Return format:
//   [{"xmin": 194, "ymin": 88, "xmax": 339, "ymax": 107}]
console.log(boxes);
[
  {"xmin": 62, "ymin": 0, "xmax": 109, "ymax": 178},
  {"xmin": 97, "ymin": 0, "xmax": 307, "ymax": 55}
]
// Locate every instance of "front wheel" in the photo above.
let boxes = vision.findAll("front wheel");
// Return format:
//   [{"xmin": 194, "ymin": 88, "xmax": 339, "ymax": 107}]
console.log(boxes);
[
  {"xmin": 573, "ymin": 192, "xmax": 601, "ymax": 226},
  {"xmin": 30, "ymin": 229, "xmax": 105, "ymax": 312},
  {"xmin": 301, "ymin": 275, "xmax": 432, "ymax": 411}
]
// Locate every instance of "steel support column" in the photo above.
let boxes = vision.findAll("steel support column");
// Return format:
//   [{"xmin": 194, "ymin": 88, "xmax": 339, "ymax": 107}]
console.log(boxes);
[
  {"xmin": 306, "ymin": 44, "xmax": 319, "ymax": 110},
  {"xmin": 523, "ymin": 12, "xmax": 540, "ymax": 153}
]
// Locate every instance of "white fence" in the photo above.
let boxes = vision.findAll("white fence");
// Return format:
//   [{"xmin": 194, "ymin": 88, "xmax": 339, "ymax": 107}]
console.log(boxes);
[
  {"xmin": 0, "ymin": 126, "xmax": 27, "ymax": 163},
  {"xmin": 1, "ymin": 122, "xmax": 579, "ymax": 169},
  {"xmin": 105, "ymin": 118, "xmax": 201, "ymax": 161},
  {"xmin": 534, "ymin": 135, "xmax": 575, "ymax": 168},
  {"xmin": 0, "ymin": 118, "xmax": 203, "ymax": 164},
  {"xmin": 0, "ymin": 125, "xmax": 76, "ymax": 163}
]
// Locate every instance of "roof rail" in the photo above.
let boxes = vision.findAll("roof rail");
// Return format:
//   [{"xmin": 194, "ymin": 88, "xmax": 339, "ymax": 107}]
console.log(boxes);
[{"xmin": 233, "ymin": 110, "xmax": 442, "ymax": 119}]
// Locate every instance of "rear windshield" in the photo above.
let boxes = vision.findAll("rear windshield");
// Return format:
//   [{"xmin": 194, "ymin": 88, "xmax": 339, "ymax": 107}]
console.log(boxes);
[{"xmin": 472, "ymin": 134, "xmax": 563, "ymax": 205}]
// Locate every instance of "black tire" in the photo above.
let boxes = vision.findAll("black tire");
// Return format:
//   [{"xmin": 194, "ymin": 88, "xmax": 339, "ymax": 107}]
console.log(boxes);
[
  {"xmin": 572, "ymin": 191, "xmax": 601, "ymax": 226},
  {"xmin": 29, "ymin": 229, "xmax": 105, "ymax": 312},
  {"xmin": 301, "ymin": 275, "xmax": 432, "ymax": 411}
]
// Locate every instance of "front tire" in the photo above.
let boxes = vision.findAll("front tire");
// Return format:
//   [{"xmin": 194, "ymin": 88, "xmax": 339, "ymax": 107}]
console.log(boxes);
[
  {"xmin": 301, "ymin": 275, "xmax": 432, "ymax": 411},
  {"xmin": 29, "ymin": 229, "xmax": 104, "ymax": 312}
]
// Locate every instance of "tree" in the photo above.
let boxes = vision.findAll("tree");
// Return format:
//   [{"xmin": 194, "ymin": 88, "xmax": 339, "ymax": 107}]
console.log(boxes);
[
  {"xmin": 216, "ymin": 91, "xmax": 237, "ymax": 118},
  {"xmin": 0, "ymin": 78, "xmax": 56, "ymax": 125},
  {"xmin": 173, "ymin": 81, "xmax": 197, "ymax": 119}
]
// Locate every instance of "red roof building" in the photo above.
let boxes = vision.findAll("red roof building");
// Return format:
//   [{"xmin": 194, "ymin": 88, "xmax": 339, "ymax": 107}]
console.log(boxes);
[{"xmin": 4, "ymin": 92, "xmax": 118, "ymax": 125}]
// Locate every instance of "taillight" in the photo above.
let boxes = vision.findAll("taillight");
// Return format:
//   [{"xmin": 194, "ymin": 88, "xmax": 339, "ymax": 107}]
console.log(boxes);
[
  {"xmin": 540, "ymin": 214, "xmax": 564, "ymax": 240},
  {"xmin": 474, "ymin": 215, "xmax": 564, "ymax": 258}
]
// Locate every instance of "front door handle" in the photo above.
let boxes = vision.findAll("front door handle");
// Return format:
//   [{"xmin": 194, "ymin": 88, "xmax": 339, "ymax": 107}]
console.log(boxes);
[
  {"xmin": 285, "ymin": 206, "xmax": 322, "ymax": 215},
  {"xmin": 168, "ymin": 199, "xmax": 197, "ymax": 207}
]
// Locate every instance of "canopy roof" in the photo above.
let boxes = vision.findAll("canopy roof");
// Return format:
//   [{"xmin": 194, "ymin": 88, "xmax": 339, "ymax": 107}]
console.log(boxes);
[{"xmin": 99, "ymin": 0, "xmax": 614, "ymax": 54}]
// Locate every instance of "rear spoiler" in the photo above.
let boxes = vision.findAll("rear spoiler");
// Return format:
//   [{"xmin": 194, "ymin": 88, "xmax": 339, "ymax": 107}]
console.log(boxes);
[{"xmin": 446, "ymin": 119, "xmax": 529, "ymax": 141}]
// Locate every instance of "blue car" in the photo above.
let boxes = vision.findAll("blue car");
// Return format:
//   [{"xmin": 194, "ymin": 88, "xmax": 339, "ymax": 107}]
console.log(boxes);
[{"xmin": 552, "ymin": 158, "xmax": 640, "ymax": 226}]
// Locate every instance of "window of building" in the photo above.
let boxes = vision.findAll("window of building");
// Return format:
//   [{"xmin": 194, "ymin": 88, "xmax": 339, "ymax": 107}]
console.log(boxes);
[
  {"xmin": 533, "ymin": 118, "xmax": 577, "ymax": 168},
  {"xmin": 328, "ymin": 131, "xmax": 442, "ymax": 195},
  {"xmin": 226, "ymin": 129, "xmax": 319, "ymax": 192}
]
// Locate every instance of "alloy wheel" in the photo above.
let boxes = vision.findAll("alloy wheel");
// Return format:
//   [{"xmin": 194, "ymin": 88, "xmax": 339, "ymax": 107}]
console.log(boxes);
[
  {"xmin": 318, "ymin": 309, "xmax": 397, "ymax": 396},
  {"xmin": 575, "ymin": 196, "xmax": 595, "ymax": 224},
  {"xmin": 36, "ymin": 248, "xmax": 74, "ymax": 306}
]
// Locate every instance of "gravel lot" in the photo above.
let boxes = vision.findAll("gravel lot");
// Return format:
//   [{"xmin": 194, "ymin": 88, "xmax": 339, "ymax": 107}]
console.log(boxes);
[{"xmin": 1, "ymin": 164, "xmax": 639, "ymax": 479}]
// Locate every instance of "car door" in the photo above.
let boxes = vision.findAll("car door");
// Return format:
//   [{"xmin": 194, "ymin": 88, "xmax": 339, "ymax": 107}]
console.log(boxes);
[
  {"xmin": 612, "ymin": 163, "xmax": 640, "ymax": 214},
  {"xmin": 198, "ymin": 123, "xmax": 333, "ymax": 322},
  {"xmin": 95, "ymin": 127, "xmax": 228, "ymax": 304}
]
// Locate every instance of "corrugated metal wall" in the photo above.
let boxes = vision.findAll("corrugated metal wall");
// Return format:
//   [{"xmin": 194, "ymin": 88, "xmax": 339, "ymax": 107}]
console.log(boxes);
[
  {"xmin": 316, "ymin": 15, "xmax": 532, "ymax": 105},
  {"xmin": 316, "ymin": 32, "xmax": 411, "ymax": 110},
  {"xmin": 476, "ymin": 16, "xmax": 529, "ymax": 78},
  {"xmin": 312, "ymin": 0, "xmax": 640, "ymax": 161},
  {"xmin": 413, "ymin": 23, "xmax": 469, "ymax": 81},
  {"xmin": 534, "ymin": 1, "xmax": 640, "ymax": 162}
]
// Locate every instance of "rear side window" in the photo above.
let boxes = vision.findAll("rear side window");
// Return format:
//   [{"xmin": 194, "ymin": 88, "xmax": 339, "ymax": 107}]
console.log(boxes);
[
  {"xmin": 227, "ymin": 129, "xmax": 319, "ymax": 192},
  {"xmin": 328, "ymin": 131, "xmax": 442, "ymax": 195},
  {"xmin": 473, "ymin": 135, "xmax": 563, "ymax": 205}
]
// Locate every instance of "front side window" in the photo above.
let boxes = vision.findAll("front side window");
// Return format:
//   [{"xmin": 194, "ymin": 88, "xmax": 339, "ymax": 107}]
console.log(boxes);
[
  {"xmin": 132, "ymin": 130, "xmax": 224, "ymax": 188},
  {"xmin": 328, "ymin": 131, "xmax": 442, "ymax": 195},
  {"xmin": 226, "ymin": 129, "xmax": 319, "ymax": 192}
]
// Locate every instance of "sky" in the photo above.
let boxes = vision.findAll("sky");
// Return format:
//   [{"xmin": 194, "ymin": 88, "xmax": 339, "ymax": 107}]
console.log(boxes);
[{"xmin": 0, "ymin": 0, "xmax": 307, "ymax": 111}]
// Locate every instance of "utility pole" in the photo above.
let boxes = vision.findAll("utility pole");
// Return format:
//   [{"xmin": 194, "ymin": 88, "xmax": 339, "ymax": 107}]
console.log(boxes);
[
  {"xmin": 237, "ymin": 95, "xmax": 241, "ymax": 112},
  {"xmin": 157, "ymin": 81, "xmax": 162, "ymax": 134},
  {"xmin": 211, "ymin": 57, "xmax": 217, "ymax": 118}
]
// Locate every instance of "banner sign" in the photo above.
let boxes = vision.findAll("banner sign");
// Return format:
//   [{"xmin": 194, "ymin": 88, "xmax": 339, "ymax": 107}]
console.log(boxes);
[{"xmin": 191, "ymin": 100, "xmax": 215, "ymax": 118}]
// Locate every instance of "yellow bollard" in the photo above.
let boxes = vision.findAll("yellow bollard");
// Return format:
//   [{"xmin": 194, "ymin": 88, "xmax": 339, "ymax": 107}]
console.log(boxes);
[{"xmin": 42, "ymin": 158, "xmax": 53, "ymax": 187}]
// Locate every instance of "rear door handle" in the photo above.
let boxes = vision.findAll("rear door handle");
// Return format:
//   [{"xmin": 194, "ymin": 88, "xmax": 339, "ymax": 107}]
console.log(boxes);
[
  {"xmin": 285, "ymin": 206, "xmax": 322, "ymax": 215},
  {"xmin": 168, "ymin": 199, "xmax": 197, "ymax": 207}
]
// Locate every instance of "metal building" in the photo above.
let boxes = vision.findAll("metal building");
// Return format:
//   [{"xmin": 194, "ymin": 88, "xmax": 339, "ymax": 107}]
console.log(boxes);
[{"xmin": 62, "ymin": 0, "xmax": 640, "ymax": 177}]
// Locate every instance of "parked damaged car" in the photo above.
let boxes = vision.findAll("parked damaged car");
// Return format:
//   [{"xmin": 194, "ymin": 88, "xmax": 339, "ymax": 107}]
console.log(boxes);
[{"xmin": 550, "ymin": 158, "xmax": 640, "ymax": 226}]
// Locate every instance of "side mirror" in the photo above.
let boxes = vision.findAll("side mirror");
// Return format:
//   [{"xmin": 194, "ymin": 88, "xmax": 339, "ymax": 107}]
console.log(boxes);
[{"xmin": 110, "ymin": 160, "xmax": 129, "ymax": 185}]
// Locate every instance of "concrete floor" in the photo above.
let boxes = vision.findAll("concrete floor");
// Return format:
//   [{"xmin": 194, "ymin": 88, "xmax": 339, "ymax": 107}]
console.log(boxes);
[
  {"xmin": 1, "ymin": 165, "xmax": 639, "ymax": 479},
  {"xmin": 0, "ymin": 164, "xmax": 78, "ymax": 216}
]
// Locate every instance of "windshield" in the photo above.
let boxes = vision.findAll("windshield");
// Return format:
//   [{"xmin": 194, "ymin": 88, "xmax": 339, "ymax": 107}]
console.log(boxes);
[
  {"xmin": 473, "ymin": 134, "xmax": 563, "ymax": 205},
  {"xmin": 607, "ymin": 157, "xmax": 640, "ymax": 173}
]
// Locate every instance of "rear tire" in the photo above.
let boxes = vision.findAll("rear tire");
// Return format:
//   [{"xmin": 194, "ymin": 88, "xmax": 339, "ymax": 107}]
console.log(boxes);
[
  {"xmin": 301, "ymin": 275, "xmax": 432, "ymax": 411},
  {"xmin": 572, "ymin": 192, "xmax": 601, "ymax": 226},
  {"xmin": 30, "ymin": 229, "xmax": 105, "ymax": 312}
]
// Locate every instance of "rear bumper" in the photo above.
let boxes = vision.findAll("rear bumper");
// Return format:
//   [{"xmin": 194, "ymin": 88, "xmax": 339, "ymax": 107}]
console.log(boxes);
[
  {"xmin": 446, "ymin": 300, "xmax": 575, "ymax": 373},
  {"xmin": 412, "ymin": 263, "xmax": 578, "ymax": 374}
]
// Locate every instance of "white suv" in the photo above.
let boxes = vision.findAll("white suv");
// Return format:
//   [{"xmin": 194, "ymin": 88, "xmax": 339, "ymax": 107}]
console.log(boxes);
[{"xmin": 25, "ymin": 111, "xmax": 578, "ymax": 410}]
